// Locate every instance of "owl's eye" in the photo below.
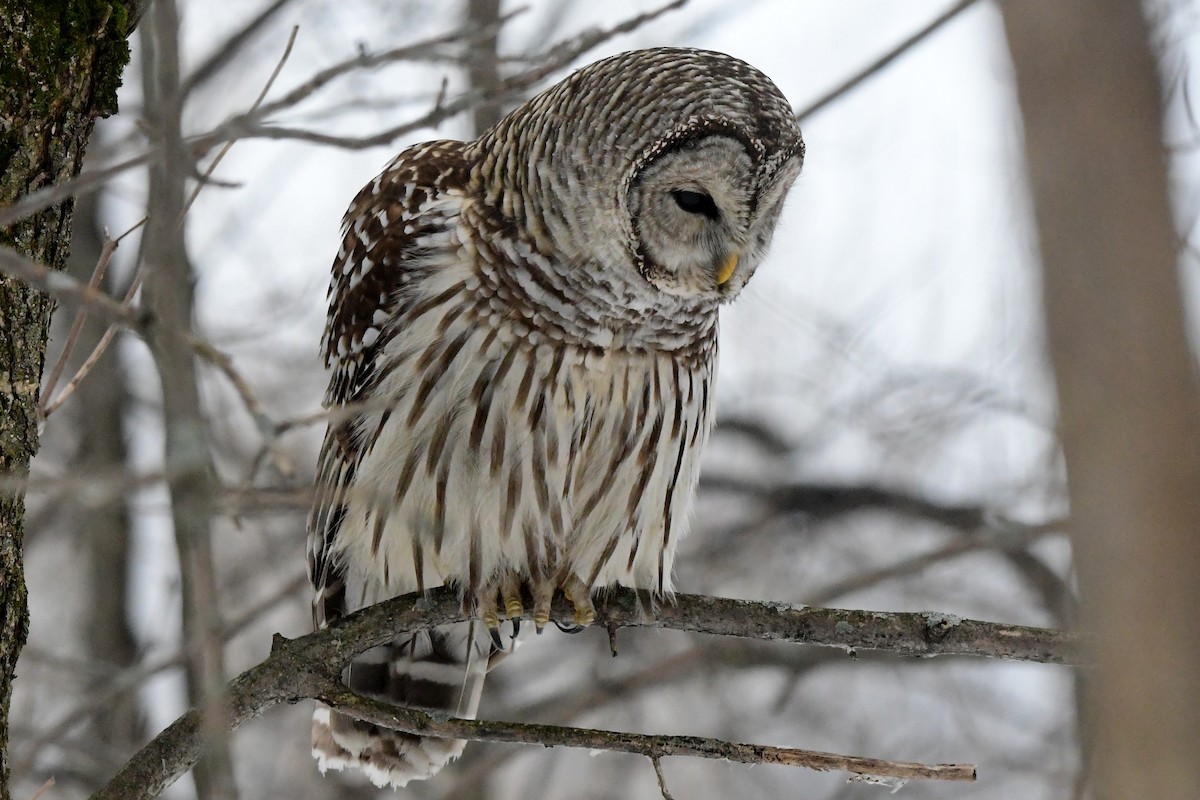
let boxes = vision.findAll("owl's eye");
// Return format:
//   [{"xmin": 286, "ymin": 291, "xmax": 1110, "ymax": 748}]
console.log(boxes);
[{"xmin": 671, "ymin": 190, "xmax": 720, "ymax": 220}]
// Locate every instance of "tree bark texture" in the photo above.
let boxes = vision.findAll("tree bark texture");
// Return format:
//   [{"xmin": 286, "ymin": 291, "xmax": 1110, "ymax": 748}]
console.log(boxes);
[
  {"xmin": 1002, "ymin": 4, "xmax": 1200, "ymax": 798},
  {"xmin": 0, "ymin": 3, "xmax": 137, "ymax": 797}
]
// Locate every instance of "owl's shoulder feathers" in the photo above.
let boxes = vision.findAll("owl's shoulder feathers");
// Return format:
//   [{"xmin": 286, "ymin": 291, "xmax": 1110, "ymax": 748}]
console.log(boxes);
[{"xmin": 322, "ymin": 139, "xmax": 472, "ymax": 405}]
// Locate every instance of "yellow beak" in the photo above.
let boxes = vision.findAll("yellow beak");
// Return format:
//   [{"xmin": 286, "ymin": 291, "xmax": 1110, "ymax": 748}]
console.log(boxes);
[{"xmin": 716, "ymin": 252, "xmax": 739, "ymax": 286}]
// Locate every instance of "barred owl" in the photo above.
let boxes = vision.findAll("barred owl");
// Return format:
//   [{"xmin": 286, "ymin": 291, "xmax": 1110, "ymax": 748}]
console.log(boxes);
[{"xmin": 308, "ymin": 47, "xmax": 804, "ymax": 787}]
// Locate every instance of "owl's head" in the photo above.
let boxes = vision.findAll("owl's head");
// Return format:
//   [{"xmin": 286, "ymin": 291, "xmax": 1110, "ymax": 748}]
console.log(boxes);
[
  {"xmin": 625, "ymin": 116, "xmax": 803, "ymax": 301},
  {"xmin": 478, "ymin": 48, "xmax": 804, "ymax": 307}
]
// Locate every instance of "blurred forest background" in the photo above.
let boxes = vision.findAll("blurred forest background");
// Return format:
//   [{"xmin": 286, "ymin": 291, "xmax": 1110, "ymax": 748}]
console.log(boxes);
[{"xmin": 7, "ymin": 1, "xmax": 1199, "ymax": 798}]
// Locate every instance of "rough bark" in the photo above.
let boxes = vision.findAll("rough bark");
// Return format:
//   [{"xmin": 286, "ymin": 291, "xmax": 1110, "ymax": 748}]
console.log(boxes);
[
  {"xmin": 1002, "ymin": 3, "xmax": 1200, "ymax": 797},
  {"xmin": 0, "ymin": 4, "xmax": 137, "ymax": 798}
]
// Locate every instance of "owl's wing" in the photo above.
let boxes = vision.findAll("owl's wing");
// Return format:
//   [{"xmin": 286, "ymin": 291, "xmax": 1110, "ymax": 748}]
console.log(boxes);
[{"xmin": 307, "ymin": 140, "xmax": 471, "ymax": 630}]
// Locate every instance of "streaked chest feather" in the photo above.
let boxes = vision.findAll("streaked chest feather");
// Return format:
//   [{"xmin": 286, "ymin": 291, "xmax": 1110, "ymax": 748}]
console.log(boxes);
[{"xmin": 332, "ymin": 239, "xmax": 716, "ymax": 608}]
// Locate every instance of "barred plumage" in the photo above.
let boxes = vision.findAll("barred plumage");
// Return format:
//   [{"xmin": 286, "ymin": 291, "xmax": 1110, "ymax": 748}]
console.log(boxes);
[{"xmin": 308, "ymin": 47, "xmax": 804, "ymax": 787}]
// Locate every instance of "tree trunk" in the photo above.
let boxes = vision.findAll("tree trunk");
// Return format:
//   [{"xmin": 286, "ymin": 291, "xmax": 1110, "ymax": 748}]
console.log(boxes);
[
  {"xmin": 0, "ymin": 4, "xmax": 138, "ymax": 797},
  {"xmin": 138, "ymin": 2, "xmax": 240, "ymax": 796},
  {"xmin": 465, "ymin": 0, "xmax": 503, "ymax": 137},
  {"xmin": 1003, "ymin": 3, "xmax": 1200, "ymax": 797},
  {"xmin": 67, "ymin": 192, "xmax": 144, "ymax": 766}
]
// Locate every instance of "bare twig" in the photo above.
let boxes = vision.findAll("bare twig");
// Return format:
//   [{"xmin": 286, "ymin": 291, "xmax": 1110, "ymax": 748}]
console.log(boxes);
[
  {"xmin": 323, "ymin": 686, "xmax": 976, "ymax": 782},
  {"xmin": 241, "ymin": 9, "xmax": 524, "ymax": 126},
  {"xmin": 0, "ymin": 8, "xmax": 511, "ymax": 229},
  {"xmin": 181, "ymin": 0, "xmax": 298, "ymax": 98},
  {"xmin": 0, "ymin": 246, "xmax": 140, "ymax": 328},
  {"xmin": 2, "ymin": 235, "xmax": 285, "ymax": 457},
  {"xmin": 805, "ymin": 521, "xmax": 1060, "ymax": 605},
  {"xmin": 27, "ymin": 777, "xmax": 55, "ymax": 800},
  {"xmin": 0, "ymin": 150, "xmax": 154, "ymax": 230},
  {"xmin": 180, "ymin": 25, "xmax": 299, "ymax": 221},
  {"xmin": 207, "ymin": 0, "xmax": 688, "ymax": 150},
  {"xmin": 187, "ymin": 336, "xmax": 290, "ymax": 474},
  {"xmin": 41, "ymin": 266, "xmax": 143, "ymax": 417},
  {"xmin": 797, "ymin": 0, "xmax": 983, "ymax": 122},
  {"xmin": 652, "ymin": 757, "xmax": 676, "ymax": 800},
  {"xmin": 90, "ymin": 586, "xmax": 1073, "ymax": 800},
  {"xmin": 39, "ymin": 232, "xmax": 119, "ymax": 415}
]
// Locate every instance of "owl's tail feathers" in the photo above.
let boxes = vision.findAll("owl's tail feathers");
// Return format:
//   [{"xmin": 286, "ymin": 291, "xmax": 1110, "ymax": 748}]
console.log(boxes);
[{"xmin": 311, "ymin": 622, "xmax": 492, "ymax": 788}]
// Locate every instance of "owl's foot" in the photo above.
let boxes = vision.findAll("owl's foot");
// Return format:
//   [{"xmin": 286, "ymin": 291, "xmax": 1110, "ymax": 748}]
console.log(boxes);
[
  {"xmin": 475, "ymin": 573, "xmax": 595, "ymax": 635},
  {"xmin": 472, "ymin": 576, "xmax": 524, "ymax": 651}
]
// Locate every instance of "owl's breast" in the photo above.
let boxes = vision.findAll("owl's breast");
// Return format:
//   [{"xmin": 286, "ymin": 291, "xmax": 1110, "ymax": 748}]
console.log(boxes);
[{"xmin": 546, "ymin": 343, "xmax": 715, "ymax": 592}]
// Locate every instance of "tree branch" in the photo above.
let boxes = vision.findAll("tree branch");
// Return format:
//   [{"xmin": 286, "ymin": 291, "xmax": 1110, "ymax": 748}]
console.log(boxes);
[
  {"xmin": 91, "ymin": 586, "xmax": 1077, "ymax": 800},
  {"xmin": 318, "ymin": 685, "xmax": 976, "ymax": 783},
  {"xmin": 796, "ymin": 0, "xmax": 983, "ymax": 122}
]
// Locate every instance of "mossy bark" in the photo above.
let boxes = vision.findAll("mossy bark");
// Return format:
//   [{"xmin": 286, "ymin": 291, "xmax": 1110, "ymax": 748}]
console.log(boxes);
[{"xmin": 0, "ymin": 3, "xmax": 138, "ymax": 797}]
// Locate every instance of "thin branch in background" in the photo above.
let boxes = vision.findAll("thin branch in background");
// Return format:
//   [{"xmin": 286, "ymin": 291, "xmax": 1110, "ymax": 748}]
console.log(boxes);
[
  {"xmin": 0, "ymin": 149, "xmax": 154, "ymax": 230},
  {"xmin": 246, "ymin": 8, "xmax": 525, "ymax": 123},
  {"xmin": 180, "ymin": 25, "xmax": 300, "ymax": 222},
  {"xmin": 27, "ymin": 777, "xmax": 55, "ymax": 800},
  {"xmin": 38, "ymin": 232, "xmax": 118, "ymax": 415},
  {"xmin": 187, "ymin": 336, "xmax": 292, "ymax": 477},
  {"xmin": 181, "ymin": 0, "xmax": 299, "ymax": 98},
  {"xmin": 804, "ymin": 521, "xmax": 1061, "ymax": 606},
  {"xmin": 796, "ymin": 0, "xmax": 983, "ymax": 122},
  {"xmin": 0, "ymin": 246, "xmax": 140, "ymax": 328},
  {"xmin": 215, "ymin": 0, "xmax": 689, "ymax": 149},
  {"xmin": 41, "ymin": 265, "xmax": 143, "ymax": 418},
  {"xmin": 0, "ymin": 6, "xmax": 514, "ymax": 230},
  {"xmin": 3, "ymin": 232, "xmax": 290, "ymax": 475}
]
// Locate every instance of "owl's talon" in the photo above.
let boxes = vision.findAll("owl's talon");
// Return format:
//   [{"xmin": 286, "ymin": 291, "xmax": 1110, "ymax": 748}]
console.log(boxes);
[
  {"xmin": 479, "ymin": 590, "xmax": 501, "ymax": 631},
  {"xmin": 505, "ymin": 597, "xmax": 524, "ymax": 620},
  {"xmin": 531, "ymin": 580, "xmax": 554, "ymax": 633},
  {"xmin": 501, "ymin": 573, "xmax": 524, "ymax": 620},
  {"xmin": 561, "ymin": 574, "xmax": 596, "ymax": 627}
]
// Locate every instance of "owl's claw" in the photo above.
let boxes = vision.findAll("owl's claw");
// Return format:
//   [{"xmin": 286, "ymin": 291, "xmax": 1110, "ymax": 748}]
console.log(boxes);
[
  {"xmin": 478, "ymin": 592, "xmax": 501, "ymax": 632},
  {"xmin": 501, "ymin": 573, "xmax": 524, "ymax": 621},
  {"xmin": 488, "ymin": 625, "xmax": 504, "ymax": 652},
  {"xmin": 531, "ymin": 579, "xmax": 554, "ymax": 634}
]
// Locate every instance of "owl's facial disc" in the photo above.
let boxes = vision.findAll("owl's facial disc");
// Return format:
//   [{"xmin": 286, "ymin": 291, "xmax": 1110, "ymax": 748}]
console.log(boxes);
[{"xmin": 628, "ymin": 136, "xmax": 762, "ymax": 300}]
